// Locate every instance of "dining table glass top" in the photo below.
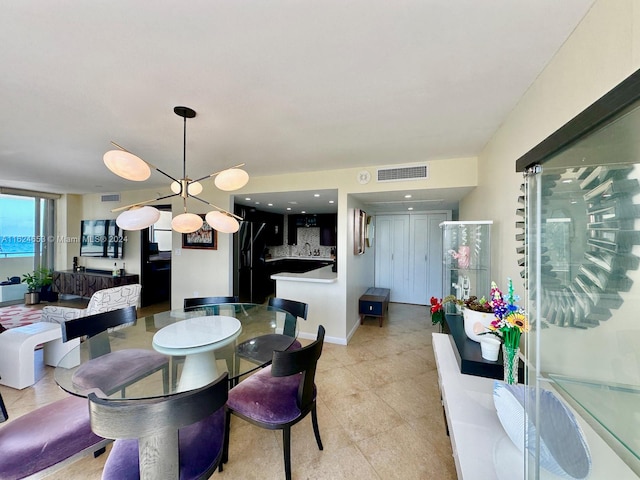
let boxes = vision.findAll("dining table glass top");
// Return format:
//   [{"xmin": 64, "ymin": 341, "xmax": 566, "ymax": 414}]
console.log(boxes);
[{"xmin": 54, "ymin": 303, "xmax": 298, "ymax": 399}]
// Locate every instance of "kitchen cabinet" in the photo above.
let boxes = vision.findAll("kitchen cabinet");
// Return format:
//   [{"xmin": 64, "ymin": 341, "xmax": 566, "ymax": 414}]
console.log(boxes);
[
  {"xmin": 263, "ymin": 212, "xmax": 284, "ymax": 246},
  {"xmin": 319, "ymin": 214, "xmax": 337, "ymax": 246}
]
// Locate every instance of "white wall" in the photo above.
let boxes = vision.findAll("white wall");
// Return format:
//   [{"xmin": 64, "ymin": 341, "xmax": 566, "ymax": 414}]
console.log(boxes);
[
  {"xmin": 461, "ymin": 0, "xmax": 640, "ymax": 381},
  {"xmin": 461, "ymin": 0, "xmax": 640, "ymax": 288}
]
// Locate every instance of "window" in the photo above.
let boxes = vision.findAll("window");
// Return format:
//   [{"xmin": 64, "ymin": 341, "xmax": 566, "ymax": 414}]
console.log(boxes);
[{"xmin": 0, "ymin": 191, "xmax": 57, "ymax": 280}]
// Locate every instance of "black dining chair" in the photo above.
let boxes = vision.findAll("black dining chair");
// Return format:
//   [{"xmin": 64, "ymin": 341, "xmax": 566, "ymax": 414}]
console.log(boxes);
[
  {"xmin": 224, "ymin": 325, "xmax": 325, "ymax": 480},
  {"xmin": 0, "ymin": 389, "xmax": 109, "ymax": 479},
  {"xmin": 89, "ymin": 373, "xmax": 229, "ymax": 480},
  {"xmin": 184, "ymin": 296, "xmax": 239, "ymax": 314},
  {"xmin": 62, "ymin": 306, "xmax": 170, "ymax": 396},
  {"xmin": 234, "ymin": 298, "xmax": 308, "ymax": 377},
  {"xmin": 268, "ymin": 297, "xmax": 308, "ymax": 341}
]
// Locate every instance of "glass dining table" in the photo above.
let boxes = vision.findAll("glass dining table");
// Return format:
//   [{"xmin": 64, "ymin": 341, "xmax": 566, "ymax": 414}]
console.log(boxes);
[
  {"xmin": 54, "ymin": 302, "xmax": 298, "ymax": 398},
  {"xmin": 53, "ymin": 302, "xmax": 298, "ymax": 479}
]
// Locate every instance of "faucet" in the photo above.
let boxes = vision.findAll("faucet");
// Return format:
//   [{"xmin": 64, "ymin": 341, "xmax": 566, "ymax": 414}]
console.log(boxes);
[{"xmin": 304, "ymin": 242, "xmax": 311, "ymax": 257}]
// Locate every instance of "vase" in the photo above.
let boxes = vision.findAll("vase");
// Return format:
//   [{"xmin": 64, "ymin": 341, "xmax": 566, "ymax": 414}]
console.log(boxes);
[
  {"xmin": 462, "ymin": 308, "xmax": 494, "ymax": 342},
  {"xmin": 502, "ymin": 345, "xmax": 519, "ymax": 385}
]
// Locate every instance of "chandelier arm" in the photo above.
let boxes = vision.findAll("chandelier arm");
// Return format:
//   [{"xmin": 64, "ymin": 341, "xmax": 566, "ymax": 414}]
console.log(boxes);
[
  {"xmin": 189, "ymin": 195, "xmax": 243, "ymax": 220},
  {"xmin": 110, "ymin": 193, "xmax": 178, "ymax": 213},
  {"xmin": 110, "ymin": 141, "xmax": 180, "ymax": 183},
  {"xmin": 191, "ymin": 163, "xmax": 246, "ymax": 184}
]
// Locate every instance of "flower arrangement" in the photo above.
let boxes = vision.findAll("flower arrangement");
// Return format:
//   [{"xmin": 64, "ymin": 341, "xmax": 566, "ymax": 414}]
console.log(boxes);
[
  {"xmin": 485, "ymin": 279, "xmax": 530, "ymax": 349},
  {"xmin": 430, "ymin": 295, "xmax": 456, "ymax": 325}
]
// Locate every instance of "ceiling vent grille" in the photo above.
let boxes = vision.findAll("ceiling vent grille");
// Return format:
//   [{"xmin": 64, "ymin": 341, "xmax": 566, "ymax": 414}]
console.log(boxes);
[
  {"xmin": 377, "ymin": 165, "xmax": 428, "ymax": 182},
  {"xmin": 101, "ymin": 194, "xmax": 120, "ymax": 202}
]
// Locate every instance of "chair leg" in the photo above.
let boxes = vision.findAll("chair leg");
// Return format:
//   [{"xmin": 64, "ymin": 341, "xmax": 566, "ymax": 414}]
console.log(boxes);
[
  {"xmin": 221, "ymin": 409, "xmax": 231, "ymax": 471},
  {"xmin": 311, "ymin": 403, "xmax": 323, "ymax": 450},
  {"xmin": 283, "ymin": 427, "xmax": 292, "ymax": 480}
]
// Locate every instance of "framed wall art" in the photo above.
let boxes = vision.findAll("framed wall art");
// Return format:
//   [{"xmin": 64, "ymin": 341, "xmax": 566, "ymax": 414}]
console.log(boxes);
[{"xmin": 182, "ymin": 215, "xmax": 217, "ymax": 250}]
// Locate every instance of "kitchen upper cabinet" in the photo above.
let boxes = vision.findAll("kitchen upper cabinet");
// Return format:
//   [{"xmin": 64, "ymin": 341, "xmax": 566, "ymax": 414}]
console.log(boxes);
[
  {"xmin": 287, "ymin": 215, "xmax": 299, "ymax": 245},
  {"xmin": 263, "ymin": 212, "xmax": 284, "ymax": 246},
  {"xmin": 319, "ymin": 214, "xmax": 337, "ymax": 246}
]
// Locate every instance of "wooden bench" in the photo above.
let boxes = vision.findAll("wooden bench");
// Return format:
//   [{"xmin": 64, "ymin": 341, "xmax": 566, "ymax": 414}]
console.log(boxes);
[{"xmin": 359, "ymin": 287, "xmax": 390, "ymax": 327}]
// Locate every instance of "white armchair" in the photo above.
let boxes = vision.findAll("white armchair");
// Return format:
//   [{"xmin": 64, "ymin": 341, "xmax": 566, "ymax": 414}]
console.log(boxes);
[{"xmin": 41, "ymin": 284, "xmax": 142, "ymax": 325}]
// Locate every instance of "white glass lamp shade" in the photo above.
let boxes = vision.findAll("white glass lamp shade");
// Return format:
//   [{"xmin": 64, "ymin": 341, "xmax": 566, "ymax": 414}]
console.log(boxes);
[
  {"xmin": 187, "ymin": 181, "xmax": 203, "ymax": 195},
  {"xmin": 116, "ymin": 206, "xmax": 161, "ymax": 231},
  {"xmin": 104, "ymin": 150, "xmax": 151, "ymax": 181},
  {"xmin": 170, "ymin": 180, "xmax": 202, "ymax": 195},
  {"xmin": 206, "ymin": 211, "xmax": 240, "ymax": 233},
  {"xmin": 171, "ymin": 212, "xmax": 203, "ymax": 233},
  {"xmin": 214, "ymin": 168, "xmax": 249, "ymax": 191}
]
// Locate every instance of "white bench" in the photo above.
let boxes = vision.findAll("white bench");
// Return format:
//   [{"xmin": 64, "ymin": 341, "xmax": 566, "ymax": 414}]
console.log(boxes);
[{"xmin": 0, "ymin": 322, "xmax": 79, "ymax": 389}]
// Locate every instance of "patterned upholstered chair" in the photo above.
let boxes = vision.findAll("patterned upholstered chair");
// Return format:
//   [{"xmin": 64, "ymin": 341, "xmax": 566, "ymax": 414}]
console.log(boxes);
[{"xmin": 41, "ymin": 283, "xmax": 142, "ymax": 325}]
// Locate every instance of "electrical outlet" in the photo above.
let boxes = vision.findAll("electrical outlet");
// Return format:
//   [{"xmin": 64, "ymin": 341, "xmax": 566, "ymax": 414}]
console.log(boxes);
[{"xmin": 174, "ymin": 248, "xmax": 181, "ymax": 256}]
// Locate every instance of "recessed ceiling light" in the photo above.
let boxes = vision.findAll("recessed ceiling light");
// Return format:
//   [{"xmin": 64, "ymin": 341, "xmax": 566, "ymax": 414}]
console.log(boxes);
[
  {"xmin": 286, "ymin": 207, "xmax": 291, "ymax": 211},
  {"xmin": 314, "ymin": 194, "xmax": 320, "ymax": 197},
  {"xmin": 329, "ymin": 200, "xmax": 334, "ymax": 204},
  {"xmin": 268, "ymin": 203, "xmax": 273, "ymax": 206},
  {"xmin": 245, "ymin": 197, "xmax": 251, "ymax": 201},
  {"xmin": 255, "ymin": 201, "xmax": 260, "ymax": 205},
  {"xmin": 408, "ymin": 207, "xmax": 414, "ymax": 211},
  {"xmin": 301, "ymin": 210, "xmax": 306, "ymax": 214},
  {"xmin": 404, "ymin": 194, "xmax": 412, "ymax": 198}
]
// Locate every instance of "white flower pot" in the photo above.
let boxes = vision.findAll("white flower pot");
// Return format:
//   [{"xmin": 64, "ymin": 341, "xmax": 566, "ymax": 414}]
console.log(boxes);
[
  {"xmin": 480, "ymin": 336, "xmax": 501, "ymax": 361},
  {"xmin": 462, "ymin": 308, "xmax": 494, "ymax": 342}
]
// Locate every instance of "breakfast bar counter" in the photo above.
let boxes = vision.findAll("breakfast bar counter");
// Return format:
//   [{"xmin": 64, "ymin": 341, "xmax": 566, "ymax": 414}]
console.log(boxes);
[{"xmin": 270, "ymin": 264, "xmax": 337, "ymax": 284}]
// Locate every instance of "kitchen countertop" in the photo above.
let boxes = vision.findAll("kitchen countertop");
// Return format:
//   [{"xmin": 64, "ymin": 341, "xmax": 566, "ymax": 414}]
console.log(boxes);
[
  {"xmin": 270, "ymin": 265, "xmax": 337, "ymax": 283},
  {"xmin": 266, "ymin": 256, "xmax": 333, "ymax": 262}
]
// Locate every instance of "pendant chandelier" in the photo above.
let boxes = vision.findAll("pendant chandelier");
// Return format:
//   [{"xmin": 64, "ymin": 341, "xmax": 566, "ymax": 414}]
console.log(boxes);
[{"xmin": 103, "ymin": 106, "xmax": 247, "ymax": 234}]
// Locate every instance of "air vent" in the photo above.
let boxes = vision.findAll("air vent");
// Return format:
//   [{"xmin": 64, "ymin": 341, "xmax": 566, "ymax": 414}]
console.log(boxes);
[
  {"xmin": 101, "ymin": 194, "xmax": 120, "ymax": 202},
  {"xmin": 377, "ymin": 165, "xmax": 428, "ymax": 182}
]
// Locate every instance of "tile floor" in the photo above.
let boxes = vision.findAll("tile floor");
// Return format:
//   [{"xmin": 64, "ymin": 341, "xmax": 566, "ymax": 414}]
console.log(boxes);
[{"xmin": 0, "ymin": 301, "xmax": 457, "ymax": 479}]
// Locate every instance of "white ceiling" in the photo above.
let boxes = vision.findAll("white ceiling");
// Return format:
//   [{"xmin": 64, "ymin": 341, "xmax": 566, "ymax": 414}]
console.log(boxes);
[{"xmin": 0, "ymin": 1, "xmax": 595, "ymax": 213}]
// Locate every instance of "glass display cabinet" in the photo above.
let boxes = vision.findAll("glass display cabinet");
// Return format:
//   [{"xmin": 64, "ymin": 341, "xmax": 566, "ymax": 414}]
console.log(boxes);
[
  {"xmin": 440, "ymin": 220, "xmax": 492, "ymax": 312},
  {"xmin": 518, "ymin": 69, "xmax": 640, "ymax": 478}
]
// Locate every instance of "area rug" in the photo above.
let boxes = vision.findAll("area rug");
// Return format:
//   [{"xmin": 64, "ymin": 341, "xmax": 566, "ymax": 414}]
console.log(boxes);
[{"xmin": 0, "ymin": 305, "xmax": 42, "ymax": 330}]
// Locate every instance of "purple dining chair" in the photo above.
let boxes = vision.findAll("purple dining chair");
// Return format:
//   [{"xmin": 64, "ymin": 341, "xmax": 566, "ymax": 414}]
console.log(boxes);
[{"xmin": 225, "ymin": 325, "xmax": 325, "ymax": 480}]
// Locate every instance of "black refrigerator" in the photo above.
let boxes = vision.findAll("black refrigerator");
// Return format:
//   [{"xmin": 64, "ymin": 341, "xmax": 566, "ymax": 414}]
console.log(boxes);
[{"xmin": 235, "ymin": 221, "xmax": 269, "ymax": 303}]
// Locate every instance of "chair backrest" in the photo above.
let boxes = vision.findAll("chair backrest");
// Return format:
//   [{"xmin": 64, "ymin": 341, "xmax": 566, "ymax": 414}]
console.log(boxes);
[
  {"xmin": 88, "ymin": 372, "xmax": 228, "ymax": 440},
  {"xmin": 0, "ymin": 391, "xmax": 8, "ymax": 423},
  {"xmin": 271, "ymin": 325, "xmax": 325, "ymax": 414},
  {"xmin": 86, "ymin": 284, "xmax": 142, "ymax": 315},
  {"xmin": 183, "ymin": 296, "xmax": 239, "ymax": 308},
  {"xmin": 268, "ymin": 297, "xmax": 308, "ymax": 320},
  {"xmin": 268, "ymin": 297, "xmax": 308, "ymax": 337},
  {"xmin": 184, "ymin": 296, "xmax": 239, "ymax": 315},
  {"xmin": 62, "ymin": 306, "xmax": 137, "ymax": 358}
]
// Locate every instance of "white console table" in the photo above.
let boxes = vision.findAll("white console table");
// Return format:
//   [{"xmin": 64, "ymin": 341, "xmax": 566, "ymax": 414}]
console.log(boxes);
[
  {"xmin": 432, "ymin": 333, "xmax": 517, "ymax": 479},
  {"xmin": 433, "ymin": 333, "xmax": 638, "ymax": 480}
]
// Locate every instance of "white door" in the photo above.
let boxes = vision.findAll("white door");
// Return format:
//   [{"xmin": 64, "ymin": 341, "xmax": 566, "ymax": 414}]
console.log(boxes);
[
  {"xmin": 375, "ymin": 212, "xmax": 446, "ymax": 305},
  {"xmin": 374, "ymin": 215, "xmax": 410, "ymax": 302}
]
